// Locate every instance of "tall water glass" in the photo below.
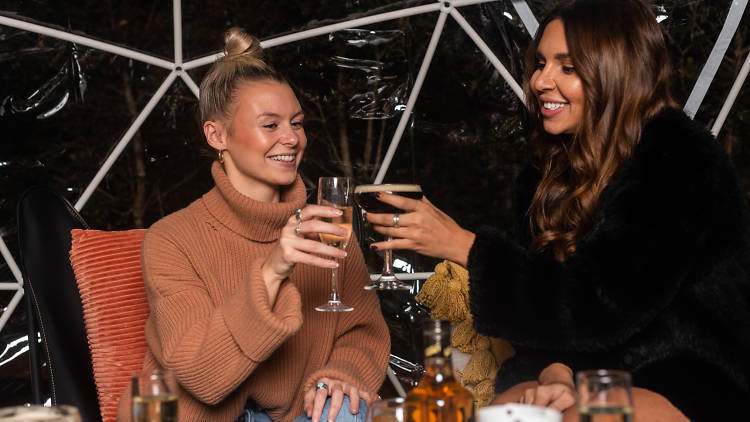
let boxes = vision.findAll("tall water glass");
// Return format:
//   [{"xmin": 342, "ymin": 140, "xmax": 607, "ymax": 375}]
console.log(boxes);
[
  {"xmin": 367, "ymin": 397, "xmax": 405, "ymax": 422},
  {"xmin": 316, "ymin": 177, "xmax": 354, "ymax": 312},
  {"xmin": 131, "ymin": 369, "xmax": 178, "ymax": 422},
  {"xmin": 576, "ymin": 369, "xmax": 633, "ymax": 422}
]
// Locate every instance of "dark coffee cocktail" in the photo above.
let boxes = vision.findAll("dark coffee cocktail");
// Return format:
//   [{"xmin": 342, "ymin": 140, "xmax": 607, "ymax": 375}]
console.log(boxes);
[{"xmin": 354, "ymin": 184, "xmax": 423, "ymax": 213}]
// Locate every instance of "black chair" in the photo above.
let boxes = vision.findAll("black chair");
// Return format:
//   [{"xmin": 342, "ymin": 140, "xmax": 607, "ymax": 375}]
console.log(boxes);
[{"xmin": 17, "ymin": 186, "xmax": 102, "ymax": 422}]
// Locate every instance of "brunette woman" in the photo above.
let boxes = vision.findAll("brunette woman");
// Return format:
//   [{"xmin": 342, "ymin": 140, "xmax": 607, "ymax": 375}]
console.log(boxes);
[
  {"xmin": 365, "ymin": 0, "xmax": 750, "ymax": 419},
  {"xmin": 117, "ymin": 28, "xmax": 389, "ymax": 422}
]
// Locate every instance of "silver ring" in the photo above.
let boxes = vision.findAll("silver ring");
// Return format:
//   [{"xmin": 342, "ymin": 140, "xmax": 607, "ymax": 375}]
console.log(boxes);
[
  {"xmin": 295, "ymin": 220, "xmax": 303, "ymax": 236},
  {"xmin": 316, "ymin": 381, "xmax": 328, "ymax": 391},
  {"xmin": 392, "ymin": 213, "xmax": 400, "ymax": 228},
  {"xmin": 295, "ymin": 207, "xmax": 303, "ymax": 221}
]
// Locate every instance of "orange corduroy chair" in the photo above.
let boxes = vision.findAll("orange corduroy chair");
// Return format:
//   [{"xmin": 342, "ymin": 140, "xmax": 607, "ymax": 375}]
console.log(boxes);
[{"xmin": 17, "ymin": 186, "xmax": 149, "ymax": 422}]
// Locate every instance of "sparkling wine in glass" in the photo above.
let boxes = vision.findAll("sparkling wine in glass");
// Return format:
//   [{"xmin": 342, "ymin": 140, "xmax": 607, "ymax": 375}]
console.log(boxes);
[
  {"xmin": 316, "ymin": 177, "xmax": 355, "ymax": 312},
  {"xmin": 577, "ymin": 369, "xmax": 633, "ymax": 422},
  {"xmin": 131, "ymin": 369, "xmax": 178, "ymax": 422},
  {"xmin": 353, "ymin": 184, "xmax": 423, "ymax": 290}
]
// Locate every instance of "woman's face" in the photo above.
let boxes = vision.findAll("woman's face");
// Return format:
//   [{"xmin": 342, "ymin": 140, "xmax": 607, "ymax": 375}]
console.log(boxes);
[
  {"xmin": 530, "ymin": 19, "xmax": 585, "ymax": 135},
  {"xmin": 207, "ymin": 80, "xmax": 306, "ymax": 202}
]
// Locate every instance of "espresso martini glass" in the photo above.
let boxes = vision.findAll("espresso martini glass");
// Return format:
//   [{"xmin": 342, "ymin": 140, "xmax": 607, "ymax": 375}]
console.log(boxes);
[{"xmin": 354, "ymin": 184, "xmax": 422, "ymax": 290}]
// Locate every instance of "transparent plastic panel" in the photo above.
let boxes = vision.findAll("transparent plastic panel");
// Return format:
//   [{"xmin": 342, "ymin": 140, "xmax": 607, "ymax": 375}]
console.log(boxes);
[
  {"xmin": 458, "ymin": 1, "xmax": 530, "ymax": 83},
  {"xmin": 264, "ymin": 23, "xmax": 411, "ymax": 184},
  {"xmin": 0, "ymin": 0, "xmax": 174, "ymax": 60},
  {"xmin": 0, "ymin": 31, "xmax": 171, "ymax": 233},
  {"xmin": 653, "ymin": 1, "xmax": 735, "ymax": 120},
  {"xmin": 382, "ymin": 12, "xmax": 527, "ymax": 273},
  {"xmin": 716, "ymin": 81, "xmax": 750, "ymax": 197},
  {"xmin": 79, "ymin": 79, "xmax": 215, "ymax": 230},
  {"xmin": 181, "ymin": 0, "xmax": 435, "ymax": 61}
]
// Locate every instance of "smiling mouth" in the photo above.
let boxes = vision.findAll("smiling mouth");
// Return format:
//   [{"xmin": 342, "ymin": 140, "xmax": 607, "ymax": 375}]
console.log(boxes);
[
  {"xmin": 268, "ymin": 154, "xmax": 296, "ymax": 163},
  {"xmin": 542, "ymin": 101, "xmax": 567, "ymax": 110}
]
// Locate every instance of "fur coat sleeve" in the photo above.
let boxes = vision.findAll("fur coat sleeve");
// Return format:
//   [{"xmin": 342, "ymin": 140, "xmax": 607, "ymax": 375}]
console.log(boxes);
[{"xmin": 468, "ymin": 108, "xmax": 750, "ymax": 359}]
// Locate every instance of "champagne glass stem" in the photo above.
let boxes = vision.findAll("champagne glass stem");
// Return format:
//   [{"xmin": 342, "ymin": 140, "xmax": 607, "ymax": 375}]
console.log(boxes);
[{"xmin": 330, "ymin": 261, "xmax": 340, "ymax": 302}]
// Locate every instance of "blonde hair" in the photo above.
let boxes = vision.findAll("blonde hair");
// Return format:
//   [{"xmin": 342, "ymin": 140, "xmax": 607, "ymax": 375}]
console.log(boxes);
[{"xmin": 199, "ymin": 27, "xmax": 286, "ymax": 125}]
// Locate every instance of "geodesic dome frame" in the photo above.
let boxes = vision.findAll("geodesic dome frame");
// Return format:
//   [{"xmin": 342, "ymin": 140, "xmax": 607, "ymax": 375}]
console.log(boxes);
[{"xmin": 0, "ymin": 0, "xmax": 748, "ymax": 338}]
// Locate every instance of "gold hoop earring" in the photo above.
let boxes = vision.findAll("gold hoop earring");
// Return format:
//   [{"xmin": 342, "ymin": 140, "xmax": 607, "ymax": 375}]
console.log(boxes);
[{"xmin": 218, "ymin": 149, "xmax": 225, "ymax": 164}]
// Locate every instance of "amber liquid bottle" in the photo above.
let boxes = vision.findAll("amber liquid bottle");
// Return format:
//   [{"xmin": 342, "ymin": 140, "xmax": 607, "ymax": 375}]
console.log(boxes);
[{"xmin": 405, "ymin": 320, "xmax": 475, "ymax": 422}]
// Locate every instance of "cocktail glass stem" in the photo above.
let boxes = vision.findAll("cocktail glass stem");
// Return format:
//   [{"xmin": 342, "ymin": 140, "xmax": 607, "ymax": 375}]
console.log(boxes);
[
  {"xmin": 382, "ymin": 238, "xmax": 395, "ymax": 279},
  {"xmin": 364, "ymin": 236, "xmax": 410, "ymax": 290}
]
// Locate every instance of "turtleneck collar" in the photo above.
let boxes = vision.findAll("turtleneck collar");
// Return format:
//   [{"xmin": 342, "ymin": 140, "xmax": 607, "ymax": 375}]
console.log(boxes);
[{"xmin": 202, "ymin": 161, "xmax": 308, "ymax": 242}]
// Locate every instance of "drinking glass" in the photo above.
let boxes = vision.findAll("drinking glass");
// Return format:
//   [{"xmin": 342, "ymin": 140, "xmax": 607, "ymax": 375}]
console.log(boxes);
[
  {"xmin": 576, "ymin": 369, "xmax": 633, "ymax": 422},
  {"xmin": 367, "ymin": 397, "xmax": 405, "ymax": 422},
  {"xmin": 131, "ymin": 369, "xmax": 178, "ymax": 422},
  {"xmin": 316, "ymin": 177, "xmax": 355, "ymax": 312},
  {"xmin": 478, "ymin": 404, "xmax": 561, "ymax": 422},
  {"xmin": 0, "ymin": 405, "xmax": 81, "ymax": 421},
  {"xmin": 353, "ymin": 184, "xmax": 423, "ymax": 290}
]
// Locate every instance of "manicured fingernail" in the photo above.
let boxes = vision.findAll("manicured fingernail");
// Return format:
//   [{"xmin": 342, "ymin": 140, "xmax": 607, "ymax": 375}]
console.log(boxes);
[
  {"xmin": 370, "ymin": 245, "xmax": 378, "ymax": 251},
  {"xmin": 334, "ymin": 209, "xmax": 343, "ymax": 215},
  {"xmin": 330, "ymin": 261, "xmax": 339, "ymax": 268},
  {"xmin": 340, "ymin": 251, "xmax": 348, "ymax": 258}
]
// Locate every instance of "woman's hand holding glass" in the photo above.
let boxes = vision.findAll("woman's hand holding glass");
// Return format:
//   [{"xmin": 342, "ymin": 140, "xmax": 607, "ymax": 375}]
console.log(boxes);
[
  {"xmin": 261, "ymin": 205, "xmax": 348, "ymax": 302},
  {"xmin": 366, "ymin": 194, "xmax": 475, "ymax": 267},
  {"xmin": 303, "ymin": 377, "xmax": 372, "ymax": 422}
]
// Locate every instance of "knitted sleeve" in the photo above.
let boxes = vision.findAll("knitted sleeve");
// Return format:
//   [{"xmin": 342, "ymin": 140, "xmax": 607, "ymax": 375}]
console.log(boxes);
[
  {"xmin": 303, "ymin": 237, "xmax": 390, "ymax": 396},
  {"xmin": 141, "ymin": 224, "xmax": 303, "ymax": 405},
  {"xmin": 468, "ymin": 111, "xmax": 748, "ymax": 352}
]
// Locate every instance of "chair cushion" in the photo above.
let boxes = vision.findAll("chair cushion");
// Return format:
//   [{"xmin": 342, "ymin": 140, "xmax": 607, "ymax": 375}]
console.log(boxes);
[{"xmin": 69, "ymin": 229, "xmax": 149, "ymax": 422}]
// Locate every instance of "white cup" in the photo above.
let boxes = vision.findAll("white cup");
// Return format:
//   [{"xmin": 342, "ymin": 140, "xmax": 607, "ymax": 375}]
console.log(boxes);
[
  {"xmin": 478, "ymin": 403, "xmax": 562, "ymax": 422},
  {"xmin": 0, "ymin": 405, "xmax": 81, "ymax": 422}
]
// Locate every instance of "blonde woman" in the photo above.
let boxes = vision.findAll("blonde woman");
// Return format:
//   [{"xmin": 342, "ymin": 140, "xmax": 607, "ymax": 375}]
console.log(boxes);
[{"xmin": 117, "ymin": 28, "xmax": 389, "ymax": 422}]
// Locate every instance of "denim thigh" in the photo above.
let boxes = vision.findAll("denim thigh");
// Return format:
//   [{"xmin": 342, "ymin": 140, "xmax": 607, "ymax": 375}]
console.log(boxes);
[
  {"xmin": 292, "ymin": 397, "xmax": 368, "ymax": 422},
  {"xmin": 237, "ymin": 397, "xmax": 367, "ymax": 422},
  {"xmin": 236, "ymin": 407, "xmax": 273, "ymax": 422}
]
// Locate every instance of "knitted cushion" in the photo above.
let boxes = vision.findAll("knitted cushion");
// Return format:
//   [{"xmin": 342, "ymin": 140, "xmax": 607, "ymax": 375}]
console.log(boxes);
[{"xmin": 69, "ymin": 229, "xmax": 149, "ymax": 422}]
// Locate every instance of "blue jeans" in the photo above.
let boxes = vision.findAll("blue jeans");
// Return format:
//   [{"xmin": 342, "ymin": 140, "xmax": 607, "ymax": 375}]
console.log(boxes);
[{"xmin": 237, "ymin": 397, "xmax": 368, "ymax": 422}]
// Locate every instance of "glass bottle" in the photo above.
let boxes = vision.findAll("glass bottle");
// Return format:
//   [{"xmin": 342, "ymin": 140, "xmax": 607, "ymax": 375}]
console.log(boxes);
[{"xmin": 405, "ymin": 319, "xmax": 475, "ymax": 422}]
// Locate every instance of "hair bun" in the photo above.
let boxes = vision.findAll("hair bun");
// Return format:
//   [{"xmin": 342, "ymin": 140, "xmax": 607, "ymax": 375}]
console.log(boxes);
[{"xmin": 223, "ymin": 27, "xmax": 263, "ymax": 59}]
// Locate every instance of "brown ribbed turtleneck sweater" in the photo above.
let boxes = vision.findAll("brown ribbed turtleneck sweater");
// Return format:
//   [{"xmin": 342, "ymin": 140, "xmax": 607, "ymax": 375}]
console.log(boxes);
[{"xmin": 117, "ymin": 163, "xmax": 390, "ymax": 422}]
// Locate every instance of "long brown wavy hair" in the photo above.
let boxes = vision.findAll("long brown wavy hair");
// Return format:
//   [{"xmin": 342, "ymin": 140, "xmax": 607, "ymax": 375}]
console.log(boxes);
[{"xmin": 524, "ymin": 0, "xmax": 678, "ymax": 260}]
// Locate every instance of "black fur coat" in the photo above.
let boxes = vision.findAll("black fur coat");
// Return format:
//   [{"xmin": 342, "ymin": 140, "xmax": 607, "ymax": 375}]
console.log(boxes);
[{"xmin": 468, "ymin": 109, "xmax": 750, "ymax": 419}]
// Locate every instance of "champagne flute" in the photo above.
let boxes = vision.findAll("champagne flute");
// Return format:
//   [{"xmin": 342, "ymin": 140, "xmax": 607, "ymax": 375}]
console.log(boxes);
[
  {"xmin": 353, "ymin": 184, "xmax": 422, "ymax": 290},
  {"xmin": 367, "ymin": 397, "xmax": 405, "ymax": 422},
  {"xmin": 316, "ymin": 177, "xmax": 354, "ymax": 312},
  {"xmin": 131, "ymin": 369, "xmax": 178, "ymax": 422},
  {"xmin": 576, "ymin": 369, "xmax": 633, "ymax": 422}
]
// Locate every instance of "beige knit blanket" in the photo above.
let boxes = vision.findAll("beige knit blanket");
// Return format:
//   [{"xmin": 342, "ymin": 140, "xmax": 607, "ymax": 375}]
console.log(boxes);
[{"xmin": 415, "ymin": 261, "xmax": 515, "ymax": 408}]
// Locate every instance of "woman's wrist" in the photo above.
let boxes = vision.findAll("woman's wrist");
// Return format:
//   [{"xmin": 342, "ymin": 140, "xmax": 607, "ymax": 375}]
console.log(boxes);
[
  {"xmin": 260, "ymin": 262, "xmax": 286, "ymax": 305},
  {"xmin": 452, "ymin": 229, "xmax": 476, "ymax": 267}
]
